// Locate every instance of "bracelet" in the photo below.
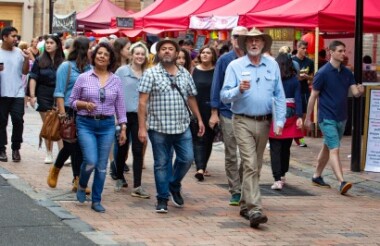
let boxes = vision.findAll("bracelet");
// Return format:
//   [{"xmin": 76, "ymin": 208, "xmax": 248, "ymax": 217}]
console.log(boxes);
[{"xmin": 58, "ymin": 113, "xmax": 66, "ymax": 119}]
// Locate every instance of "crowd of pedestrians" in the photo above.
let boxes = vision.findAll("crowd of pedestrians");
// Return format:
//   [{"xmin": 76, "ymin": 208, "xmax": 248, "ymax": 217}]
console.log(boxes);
[{"xmin": 0, "ymin": 25, "xmax": 364, "ymax": 228}]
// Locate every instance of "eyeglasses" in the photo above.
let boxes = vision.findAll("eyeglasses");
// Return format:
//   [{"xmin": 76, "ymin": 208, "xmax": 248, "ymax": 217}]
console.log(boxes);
[
  {"xmin": 99, "ymin": 88, "xmax": 106, "ymax": 103},
  {"xmin": 232, "ymin": 34, "xmax": 239, "ymax": 39}
]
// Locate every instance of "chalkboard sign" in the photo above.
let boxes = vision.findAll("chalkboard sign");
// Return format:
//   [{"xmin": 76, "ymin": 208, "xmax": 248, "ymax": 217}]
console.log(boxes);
[
  {"xmin": 195, "ymin": 35, "xmax": 206, "ymax": 51},
  {"xmin": 362, "ymin": 86, "xmax": 380, "ymax": 172},
  {"xmin": 116, "ymin": 17, "xmax": 134, "ymax": 28}
]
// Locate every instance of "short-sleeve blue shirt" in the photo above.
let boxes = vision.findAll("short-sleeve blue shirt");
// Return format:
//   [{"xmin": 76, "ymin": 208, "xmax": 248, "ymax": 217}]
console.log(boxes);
[{"xmin": 313, "ymin": 62, "xmax": 355, "ymax": 122}]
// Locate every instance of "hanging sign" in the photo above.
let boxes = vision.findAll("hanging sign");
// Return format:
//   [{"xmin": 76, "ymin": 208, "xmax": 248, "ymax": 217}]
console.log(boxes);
[
  {"xmin": 189, "ymin": 16, "xmax": 238, "ymax": 30},
  {"xmin": 53, "ymin": 12, "xmax": 76, "ymax": 33},
  {"xmin": 116, "ymin": 17, "xmax": 134, "ymax": 28},
  {"xmin": 264, "ymin": 28, "xmax": 294, "ymax": 41}
]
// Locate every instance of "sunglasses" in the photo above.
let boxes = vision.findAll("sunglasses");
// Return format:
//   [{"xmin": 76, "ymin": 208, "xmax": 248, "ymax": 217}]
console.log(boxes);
[
  {"xmin": 169, "ymin": 75, "xmax": 177, "ymax": 89},
  {"xmin": 232, "ymin": 34, "xmax": 239, "ymax": 39},
  {"xmin": 99, "ymin": 88, "xmax": 106, "ymax": 103}
]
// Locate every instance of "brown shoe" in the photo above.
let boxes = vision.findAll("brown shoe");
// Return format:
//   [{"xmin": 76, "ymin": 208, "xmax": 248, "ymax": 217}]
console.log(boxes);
[
  {"xmin": 249, "ymin": 212, "xmax": 268, "ymax": 228},
  {"xmin": 12, "ymin": 150, "xmax": 21, "ymax": 162},
  {"xmin": 72, "ymin": 177, "xmax": 91, "ymax": 194},
  {"xmin": 47, "ymin": 166, "xmax": 61, "ymax": 188}
]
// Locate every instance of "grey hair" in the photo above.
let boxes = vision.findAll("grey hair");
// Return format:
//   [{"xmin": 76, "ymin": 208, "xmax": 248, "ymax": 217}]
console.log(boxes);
[{"xmin": 231, "ymin": 26, "xmax": 248, "ymax": 36}]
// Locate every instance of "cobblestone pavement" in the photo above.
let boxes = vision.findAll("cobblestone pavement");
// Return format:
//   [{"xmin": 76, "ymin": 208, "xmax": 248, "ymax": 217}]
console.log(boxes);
[{"xmin": 1, "ymin": 108, "xmax": 380, "ymax": 245}]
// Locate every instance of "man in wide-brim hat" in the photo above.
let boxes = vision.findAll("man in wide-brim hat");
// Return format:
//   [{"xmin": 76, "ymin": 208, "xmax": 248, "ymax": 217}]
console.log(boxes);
[
  {"xmin": 237, "ymin": 28, "xmax": 273, "ymax": 55},
  {"xmin": 220, "ymin": 28, "xmax": 286, "ymax": 228}
]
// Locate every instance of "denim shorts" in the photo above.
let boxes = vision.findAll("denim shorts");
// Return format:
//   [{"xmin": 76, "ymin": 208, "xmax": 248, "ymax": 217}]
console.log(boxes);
[{"xmin": 319, "ymin": 119, "xmax": 346, "ymax": 149}]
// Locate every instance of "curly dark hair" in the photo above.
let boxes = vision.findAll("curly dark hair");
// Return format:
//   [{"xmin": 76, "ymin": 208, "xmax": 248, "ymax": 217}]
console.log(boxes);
[{"xmin": 91, "ymin": 42, "xmax": 116, "ymax": 71}]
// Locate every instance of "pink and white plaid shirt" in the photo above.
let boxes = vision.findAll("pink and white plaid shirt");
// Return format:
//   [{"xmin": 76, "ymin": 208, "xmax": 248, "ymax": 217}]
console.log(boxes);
[{"xmin": 69, "ymin": 70, "xmax": 127, "ymax": 124}]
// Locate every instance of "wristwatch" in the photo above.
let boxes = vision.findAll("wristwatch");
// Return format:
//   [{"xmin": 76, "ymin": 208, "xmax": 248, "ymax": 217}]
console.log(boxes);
[{"xmin": 120, "ymin": 124, "xmax": 127, "ymax": 130}]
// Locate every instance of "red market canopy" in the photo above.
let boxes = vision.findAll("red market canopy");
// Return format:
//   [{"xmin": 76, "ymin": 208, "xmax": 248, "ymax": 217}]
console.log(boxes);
[
  {"xmin": 244, "ymin": 0, "xmax": 380, "ymax": 33},
  {"xmin": 143, "ymin": 0, "xmax": 234, "ymax": 33},
  {"xmin": 77, "ymin": 0, "xmax": 133, "ymax": 30},
  {"xmin": 122, "ymin": 0, "xmax": 187, "ymax": 37},
  {"xmin": 190, "ymin": 0, "xmax": 261, "ymax": 30},
  {"xmin": 237, "ymin": 0, "xmax": 292, "ymax": 26}
]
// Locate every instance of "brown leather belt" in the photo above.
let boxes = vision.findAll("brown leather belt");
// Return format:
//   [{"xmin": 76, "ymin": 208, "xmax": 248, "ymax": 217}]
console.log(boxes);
[
  {"xmin": 235, "ymin": 114, "xmax": 272, "ymax": 121},
  {"xmin": 82, "ymin": 115, "xmax": 113, "ymax": 120}
]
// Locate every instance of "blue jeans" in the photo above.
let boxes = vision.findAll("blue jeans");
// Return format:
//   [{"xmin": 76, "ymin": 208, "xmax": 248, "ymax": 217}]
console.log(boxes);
[
  {"xmin": 148, "ymin": 128, "xmax": 194, "ymax": 200},
  {"xmin": 76, "ymin": 116, "xmax": 115, "ymax": 203}
]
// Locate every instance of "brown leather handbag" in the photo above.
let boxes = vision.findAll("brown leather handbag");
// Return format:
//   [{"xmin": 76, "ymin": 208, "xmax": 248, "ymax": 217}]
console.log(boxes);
[
  {"xmin": 39, "ymin": 108, "xmax": 61, "ymax": 150},
  {"xmin": 60, "ymin": 115, "xmax": 77, "ymax": 142}
]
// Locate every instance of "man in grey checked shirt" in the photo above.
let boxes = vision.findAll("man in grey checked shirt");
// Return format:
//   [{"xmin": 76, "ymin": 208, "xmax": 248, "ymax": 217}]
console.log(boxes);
[{"xmin": 138, "ymin": 39, "xmax": 205, "ymax": 213}]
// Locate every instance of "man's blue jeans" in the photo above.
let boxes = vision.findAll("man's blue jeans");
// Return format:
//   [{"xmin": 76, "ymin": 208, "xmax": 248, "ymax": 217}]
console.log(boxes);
[
  {"xmin": 76, "ymin": 116, "xmax": 115, "ymax": 203},
  {"xmin": 148, "ymin": 128, "xmax": 194, "ymax": 200}
]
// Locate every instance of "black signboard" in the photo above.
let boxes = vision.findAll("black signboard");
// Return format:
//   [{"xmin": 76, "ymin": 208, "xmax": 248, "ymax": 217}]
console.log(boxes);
[{"xmin": 116, "ymin": 17, "xmax": 134, "ymax": 28}]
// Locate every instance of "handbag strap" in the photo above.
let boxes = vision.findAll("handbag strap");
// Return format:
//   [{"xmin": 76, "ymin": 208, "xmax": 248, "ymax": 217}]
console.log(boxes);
[
  {"xmin": 171, "ymin": 82, "xmax": 192, "ymax": 117},
  {"xmin": 64, "ymin": 62, "xmax": 72, "ymax": 95}
]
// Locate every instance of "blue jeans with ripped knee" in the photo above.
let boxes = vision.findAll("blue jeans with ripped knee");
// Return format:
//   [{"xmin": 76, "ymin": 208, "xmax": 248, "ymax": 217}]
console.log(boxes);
[{"xmin": 76, "ymin": 115, "xmax": 115, "ymax": 203}]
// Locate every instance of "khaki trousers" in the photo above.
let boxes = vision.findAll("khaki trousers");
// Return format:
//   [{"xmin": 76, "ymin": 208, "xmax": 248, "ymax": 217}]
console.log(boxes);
[
  {"xmin": 232, "ymin": 115, "xmax": 270, "ymax": 214},
  {"xmin": 220, "ymin": 115, "xmax": 242, "ymax": 195}
]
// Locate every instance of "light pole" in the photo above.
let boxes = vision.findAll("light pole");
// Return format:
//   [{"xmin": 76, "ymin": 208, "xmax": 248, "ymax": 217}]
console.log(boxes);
[
  {"xmin": 351, "ymin": 0, "xmax": 363, "ymax": 172},
  {"xmin": 49, "ymin": 0, "xmax": 56, "ymax": 34}
]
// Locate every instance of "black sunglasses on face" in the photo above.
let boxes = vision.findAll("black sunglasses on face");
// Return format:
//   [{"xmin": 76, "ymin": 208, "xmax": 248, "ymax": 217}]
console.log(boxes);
[
  {"xmin": 99, "ymin": 88, "xmax": 106, "ymax": 103},
  {"xmin": 232, "ymin": 34, "xmax": 239, "ymax": 39}
]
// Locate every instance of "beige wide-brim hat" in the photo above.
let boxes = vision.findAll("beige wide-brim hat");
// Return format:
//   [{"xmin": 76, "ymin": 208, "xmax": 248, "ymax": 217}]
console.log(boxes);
[{"xmin": 238, "ymin": 28, "xmax": 273, "ymax": 54}]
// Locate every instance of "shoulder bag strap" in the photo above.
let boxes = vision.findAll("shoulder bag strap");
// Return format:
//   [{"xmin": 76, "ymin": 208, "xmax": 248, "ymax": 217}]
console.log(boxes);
[
  {"xmin": 172, "ymin": 83, "xmax": 192, "ymax": 117},
  {"xmin": 64, "ymin": 62, "xmax": 72, "ymax": 94}
]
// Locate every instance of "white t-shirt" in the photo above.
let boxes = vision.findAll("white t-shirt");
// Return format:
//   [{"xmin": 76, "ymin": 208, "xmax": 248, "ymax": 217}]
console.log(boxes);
[{"xmin": 0, "ymin": 47, "xmax": 25, "ymax": 97}]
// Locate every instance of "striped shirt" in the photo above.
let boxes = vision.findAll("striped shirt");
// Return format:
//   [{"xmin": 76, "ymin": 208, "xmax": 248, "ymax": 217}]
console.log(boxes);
[
  {"xmin": 69, "ymin": 70, "xmax": 127, "ymax": 124},
  {"xmin": 139, "ymin": 63, "xmax": 197, "ymax": 134}
]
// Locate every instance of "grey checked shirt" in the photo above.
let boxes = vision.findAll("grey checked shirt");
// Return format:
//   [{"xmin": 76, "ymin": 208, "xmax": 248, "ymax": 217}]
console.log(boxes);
[{"xmin": 139, "ymin": 63, "xmax": 197, "ymax": 134}]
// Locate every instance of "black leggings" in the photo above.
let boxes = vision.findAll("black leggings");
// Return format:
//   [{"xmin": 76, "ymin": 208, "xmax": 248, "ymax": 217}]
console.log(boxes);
[
  {"xmin": 269, "ymin": 138, "xmax": 293, "ymax": 181},
  {"xmin": 115, "ymin": 112, "xmax": 144, "ymax": 188},
  {"xmin": 53, "ymin": 107, "xmax": 82, "ymax": 178}
]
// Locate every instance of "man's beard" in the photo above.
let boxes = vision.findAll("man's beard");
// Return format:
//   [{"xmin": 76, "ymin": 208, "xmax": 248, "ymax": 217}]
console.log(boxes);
[
  {"xmin": 247, "ymin": 48, "xmax": 262, "ymax": 57},
  {"xmin": 160, "ymin": 56, "xmax": 176, "ymax": 65}
]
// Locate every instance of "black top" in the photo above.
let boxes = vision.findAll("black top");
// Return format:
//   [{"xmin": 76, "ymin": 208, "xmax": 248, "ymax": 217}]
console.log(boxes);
[
  {"xmin": 29, "ymin": 57, "xmax": 57, "ymax": 88},
  {"xmin": 192, "ymin": 67, "xmax": 214, "ymax": 123},
  {"xmin": 292, "ymin": 56, "xmax": 314, "ymax": 94}
]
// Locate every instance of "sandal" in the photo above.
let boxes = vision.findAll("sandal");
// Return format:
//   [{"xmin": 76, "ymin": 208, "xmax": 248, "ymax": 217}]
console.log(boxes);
[{"xmin": 204, "ymin": 170, "xmax": 211, "ymax": 177}]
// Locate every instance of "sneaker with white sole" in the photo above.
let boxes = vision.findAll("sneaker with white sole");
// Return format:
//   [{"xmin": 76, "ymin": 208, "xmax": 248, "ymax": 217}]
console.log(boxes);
[
  {"xmin": 271, "ymin": 181, "xmax": 283, "ymax": 190},
  {"xmin": 280, "ymin": 176, "xmax": 286, "ymax": 186},
  {"xmin": 131, "ymin": 186, "xmax": 150, "ymax": 199},
  {"xmin": 44, "ymin": 152, "xmax": 53, "ymax": 164}
]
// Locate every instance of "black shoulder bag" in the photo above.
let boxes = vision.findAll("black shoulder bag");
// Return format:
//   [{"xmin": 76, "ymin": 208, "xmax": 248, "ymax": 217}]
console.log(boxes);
[{"xmin": 171, "ymin": 81, "xmax": 199, "ymax": 137}]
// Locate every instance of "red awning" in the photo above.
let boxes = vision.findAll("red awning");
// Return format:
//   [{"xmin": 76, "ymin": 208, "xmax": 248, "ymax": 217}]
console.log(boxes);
[
  {"xmin": 237, "ymin": 0, "xmax": 292, "ymax": 26},
  {"xmin": 244, "ymin": 0, "xmax": 380, "ymax": 33},
  {"xmin": 190, "ymin": 0, "xmax": 260, "ymax": 30},
  {"xmin": 91, "ymin": 28, "xmax": 119, "ymax": 35},
  {"xmin": 144, "ymin": 0, "xmax": 234, "ymax": 32},
  {"xmin": 123, "ymin": 0, "xmax": 187, "ymax": 37},
  {"xmin": 77, "ymin": 0, "xmax": 133, "ymax": 30}
]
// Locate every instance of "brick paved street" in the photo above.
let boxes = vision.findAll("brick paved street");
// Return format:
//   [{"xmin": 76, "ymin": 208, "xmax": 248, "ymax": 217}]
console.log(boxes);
[{"xmin": 1, "ymin": 108, "xmax": 380, "ymax": 245}]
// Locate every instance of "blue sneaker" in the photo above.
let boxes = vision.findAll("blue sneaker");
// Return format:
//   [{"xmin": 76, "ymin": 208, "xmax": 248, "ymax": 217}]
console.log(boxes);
[
  {"xmin": 91, "ymin": 202, "xmax": 105, "ymax": 213},
  {"xmin": 229, "ymin": 193, "xmax": 241, "ymax": 206},
  {"xmin": 76, "ymin": 188, "xmax": 86, "ymax": 203},
  {"xmin": 312, "ymin": 176, "xmax": 331, "ymax": 188}
]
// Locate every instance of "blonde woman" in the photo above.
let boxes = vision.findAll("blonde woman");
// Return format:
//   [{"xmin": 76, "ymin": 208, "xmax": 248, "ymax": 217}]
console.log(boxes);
[{"xmin": 114, "ymin": 42, "xmax": 150, "ymax": 198}]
